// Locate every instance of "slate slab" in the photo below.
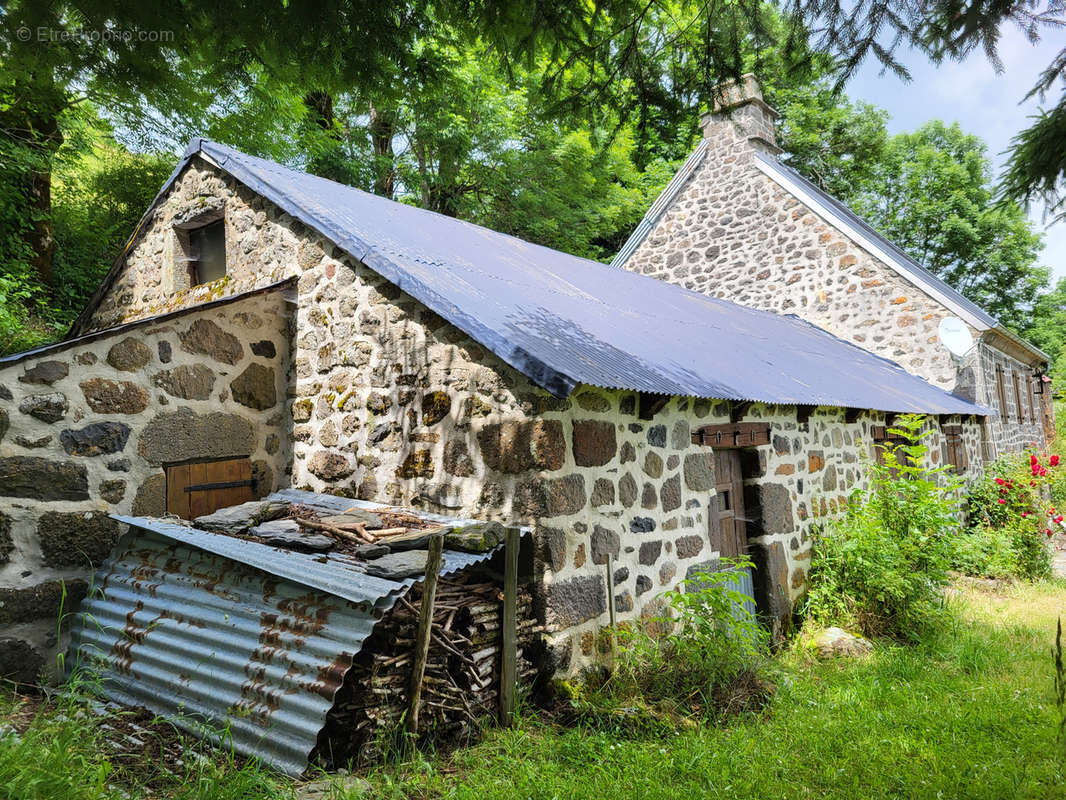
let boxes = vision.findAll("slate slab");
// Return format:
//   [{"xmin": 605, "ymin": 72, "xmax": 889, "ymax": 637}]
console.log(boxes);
[
  {"xmin": 319, "ymin": 510, "xmax": 384, "ymax": 530},
  {"xmin": 195, "ymin": 500, "xmax": 289, "ymax": 534},
  {"xmin": 351, "ymin": 543, "xmax": 390, "ymax": 559},
  {"xmin": 364, "ymin": 550, "xmax": 430, "ymax": 580},
  {"xmin": 251, "ymin": 519, "xmax": 334, "ymax": 552}
]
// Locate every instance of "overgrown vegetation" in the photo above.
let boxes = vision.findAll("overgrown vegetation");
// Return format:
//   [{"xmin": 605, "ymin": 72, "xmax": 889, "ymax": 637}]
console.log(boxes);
[
  {"xmin": 6, "ymin": 580, "xmax": 1064, "ymax": 799},
  {"xmin": 567, "ymin": 559, "xmax": 772, "ymax": 730},
  {"xmin": 804, "ymin": 415, "xmax": 961, "ymax": 638},
  {"xmin": 0, "ymin": 684, "xmax": 296, "ymax": 800}
]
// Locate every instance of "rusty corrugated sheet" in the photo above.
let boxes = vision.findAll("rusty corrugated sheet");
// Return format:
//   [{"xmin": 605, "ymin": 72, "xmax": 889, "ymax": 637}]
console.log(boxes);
[{"xmin": 68, "ymin": 515, "xmax": 503, "ymax": 777}]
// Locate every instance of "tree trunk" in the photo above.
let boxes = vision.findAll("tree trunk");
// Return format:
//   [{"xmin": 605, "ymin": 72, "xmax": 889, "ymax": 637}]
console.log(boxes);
[
  {"xmin": 368, "ymin": 105, "xmax": 396, "ymax": 198},
  {"xmin": 304, "ymin": 90, "xmax": 337, "ymax": 132},
  {"xmin": 28, "ymin": 157, "xmax": 55, "ymax": 285},
  {"xmin": 1, "ymin": 76, "xmax": 64, "ymax": 286}
]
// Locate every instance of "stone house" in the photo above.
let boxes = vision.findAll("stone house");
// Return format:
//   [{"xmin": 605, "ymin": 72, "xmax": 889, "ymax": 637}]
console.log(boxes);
[
  {"xmin": 614, "ymin": 74, "xmax": 1053, "ymax": 459},
  {"xmin": 0, "ymin": 137, "xmax": 987, "ymax": 680}
]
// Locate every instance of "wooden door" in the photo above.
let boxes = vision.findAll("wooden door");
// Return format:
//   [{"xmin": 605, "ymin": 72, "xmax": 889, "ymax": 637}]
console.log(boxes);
[
  {"xmin": 165, "ymin": 457, "xmax": 254, "ymax": 520},
  {"xmin": 712, "ymin": 449, "xmax": 747, "ymax": 558}
]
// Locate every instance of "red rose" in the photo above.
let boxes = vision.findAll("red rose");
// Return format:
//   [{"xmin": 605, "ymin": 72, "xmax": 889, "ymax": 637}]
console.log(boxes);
[{"xmin": 1052, "ymin": 455, "xmax": 1060, "ymax": 467}]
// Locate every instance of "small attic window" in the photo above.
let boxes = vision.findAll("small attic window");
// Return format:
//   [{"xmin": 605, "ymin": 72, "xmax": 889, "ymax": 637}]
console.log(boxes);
[{"xmin": 186, "ymin": 220, "xmax": 227, "ymax": 285}]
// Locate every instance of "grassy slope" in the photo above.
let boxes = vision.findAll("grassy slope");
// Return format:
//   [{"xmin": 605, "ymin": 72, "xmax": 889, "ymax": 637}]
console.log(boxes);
[
  {"xmin": 367, "ymin": 581, "xmax": 1066, "ymax": 800},
  {"xmin": 2, "ymin": 582, "xmax": 1066, "ymax": 800}
]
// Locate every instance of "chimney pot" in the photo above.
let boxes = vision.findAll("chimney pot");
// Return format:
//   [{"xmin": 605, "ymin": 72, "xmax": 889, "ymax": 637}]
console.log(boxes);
[
  {"xmin": 701, "ymin": 73, "xmax": 780, "ymax": 153},
  {"xmin": 712, "ymin": 73, "xmax": 766, "ymax": 112}
]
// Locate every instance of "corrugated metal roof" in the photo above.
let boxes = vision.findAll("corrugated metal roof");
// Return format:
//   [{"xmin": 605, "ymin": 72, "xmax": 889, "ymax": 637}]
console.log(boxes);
[
  {"xmin": 68, "ymin": 502, "xmax": 508, "ymax": 777},
  {"xmin": 73, "ymin": 138, "xmax": 988, "ymax": 415}
]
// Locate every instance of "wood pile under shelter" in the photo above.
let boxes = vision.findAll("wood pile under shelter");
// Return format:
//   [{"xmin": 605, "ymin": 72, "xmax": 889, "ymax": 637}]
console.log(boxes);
[
  {"xmin": 316, "ymin": 572, "xmax": 539, "ymax": 766},
  {"xmin": 67, "ymin": 489, "xmax": 538, "ymax": 777}
]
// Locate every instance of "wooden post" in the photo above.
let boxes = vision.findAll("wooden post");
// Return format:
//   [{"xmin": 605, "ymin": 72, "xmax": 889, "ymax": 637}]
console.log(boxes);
[
  {"xmin": 606, "ymin": 554, "xmax": 617, "ymax": 668},
  {"xmin": 499, "ymin": 527, "xmax": 520, "ymax": 727},
  {"xmin": 406, "ymin": 532, "xmax": 444, "ymax": 734}
]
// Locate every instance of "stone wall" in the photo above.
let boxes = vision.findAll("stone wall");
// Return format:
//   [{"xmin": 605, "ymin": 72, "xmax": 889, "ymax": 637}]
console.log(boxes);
[
  {"xmin": 85, "ymin": 158, "xmax": 307, "ymax": 333},
  {"xmin": 978, "ymin": 343, "xmax": 1047, "ymax": 457},
  {"xmin": 285, "ymin": 227, "xmax": 985, "ymax": 670},
  {"xmin": 0, "ymin": 291, "xmax": 291, "ymax": 682},
  {"xmin": 618, "ymin": 96, "xmax": 1044, "ymax": 455}
]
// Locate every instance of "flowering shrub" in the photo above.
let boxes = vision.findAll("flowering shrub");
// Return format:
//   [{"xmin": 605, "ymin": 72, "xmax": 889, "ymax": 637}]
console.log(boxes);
[
  {"xmin": 960, "ymin": 449, "xmax": 1061, "ymax": 580},
  {"xmin": 806, "ymin": 415, "xmax": 960, "ymax": 639}
]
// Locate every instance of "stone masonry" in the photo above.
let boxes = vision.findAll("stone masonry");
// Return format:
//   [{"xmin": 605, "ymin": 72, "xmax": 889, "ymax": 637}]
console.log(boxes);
[
  {"xmin": 0, "ymin": 290, "xmax": 291, "ymax": 681},
  {"xmin": 27, "ymin": 153, "xmax": 986, "ymax": 679},
  {"xmin": 619, "ymin": 75, "xmax": 1047, "ymax": 459}
]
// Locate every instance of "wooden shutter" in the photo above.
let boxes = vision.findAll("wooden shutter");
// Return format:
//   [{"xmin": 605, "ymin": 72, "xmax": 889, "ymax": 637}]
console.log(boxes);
[
  {"xmin": 995, "ymin": 365, "xmax": 1008, "ymax": 419},
  {"xmin": 871, "ymin": 425, "xmax": 906, "ymax": 476},
  {"xmin": 941, "ymin": 425, "xmax": 968, "ymax": 475},
  {"xmin": 1027, "ymin": 378, "xmax": 1037, "ymax": 424},
  {"xmin": 1012, "ymin": 371, "xmax": 1024, "ymax": 423},
  {"xmin": 165, "ymin": 457, "xmax": 254, "ymax": 520}
]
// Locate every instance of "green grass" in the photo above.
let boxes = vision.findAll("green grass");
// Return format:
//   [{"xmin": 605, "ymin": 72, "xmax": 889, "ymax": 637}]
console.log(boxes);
[{"xmin": 3, "ymin": 581, "xmax": 1066, "ymax": 799}]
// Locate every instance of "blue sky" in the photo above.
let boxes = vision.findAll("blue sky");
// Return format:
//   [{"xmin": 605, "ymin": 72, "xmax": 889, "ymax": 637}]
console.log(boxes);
[{"xmin": 846, "ymin": 26, "xmax": 1065, "ymax": 283}]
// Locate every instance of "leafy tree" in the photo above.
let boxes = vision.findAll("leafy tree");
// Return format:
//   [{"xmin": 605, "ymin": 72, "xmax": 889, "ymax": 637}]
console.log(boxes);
[
  {"xmin": 520, "ymin": 0, "xmax": 1066, "ymax": 217},
  {"xmin": 780, "ymin": 0, "xmax": 1066, "ymax": 217},
  {"xmin": 844, "ymin": 121, "xmax": 1047, "ymax": 329},
  {"xmin": 772, "ymin": 78, "xmax": 890, "ymax": 200},
  {"xmin": 0, "ymin": 108, "xmax": 173, "ymax": 355},
  {"xmin": 52, "ymin": 112, "xmax": 175, "ymax": 318},
  {"xmin": 1025, "ymin": 277, "xmax": 1066, "ymax": 379},
  {"xmin": 253, "ymin": 31, "xmax": 666, "ymax": 261},
  {"xmin": 0, "ymin": 0, "xmax": 587, "ymax": 284}
]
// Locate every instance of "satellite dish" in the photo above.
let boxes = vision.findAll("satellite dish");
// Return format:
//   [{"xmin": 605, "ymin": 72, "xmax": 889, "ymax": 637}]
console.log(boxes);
[{"xmin": 938, "ymin": 317, "xmax": 975, "ymax": 357}]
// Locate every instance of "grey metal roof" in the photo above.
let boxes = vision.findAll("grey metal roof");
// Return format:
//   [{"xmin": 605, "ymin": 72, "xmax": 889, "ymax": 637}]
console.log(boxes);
[
  {"xmin": 71, "ymin": 138, "xmax": 988, "ymax": 415},
  {"xmin": 68, "ymin": 497, "xmax": 509, "ymax": 777}
]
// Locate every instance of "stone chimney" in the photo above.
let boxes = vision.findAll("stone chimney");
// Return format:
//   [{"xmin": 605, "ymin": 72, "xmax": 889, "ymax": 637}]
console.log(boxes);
[{"xmin": 700, "ymin": 73, "xmax": 780, "ymax": 155}]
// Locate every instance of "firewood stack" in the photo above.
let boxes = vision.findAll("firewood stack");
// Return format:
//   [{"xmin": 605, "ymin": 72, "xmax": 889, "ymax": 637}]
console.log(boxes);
[{"xmin": 313, "ymin": 570, "xmax": 540, "ymax": 768}]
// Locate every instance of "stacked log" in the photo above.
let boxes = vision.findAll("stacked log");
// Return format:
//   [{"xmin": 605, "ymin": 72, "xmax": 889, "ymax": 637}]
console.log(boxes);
[{"xmin": 313, "ymin": 570, "xmax": 539, "ymax": 768}]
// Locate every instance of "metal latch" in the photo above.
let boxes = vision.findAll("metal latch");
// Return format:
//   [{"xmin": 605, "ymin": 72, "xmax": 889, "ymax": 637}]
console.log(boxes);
[{"xmin": 184, "ymin": 479, "xmax": 256, "ymax": 493}]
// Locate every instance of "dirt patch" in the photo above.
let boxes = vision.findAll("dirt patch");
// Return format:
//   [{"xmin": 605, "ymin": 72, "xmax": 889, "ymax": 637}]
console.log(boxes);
[{"xmin": 2, "ymin": 691, "xmax": 44, "ymax": 735}]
